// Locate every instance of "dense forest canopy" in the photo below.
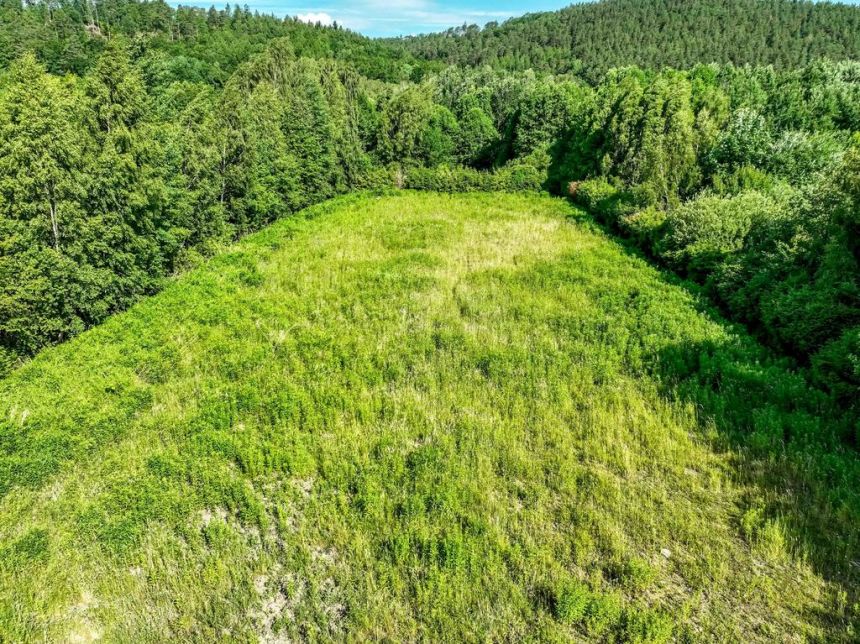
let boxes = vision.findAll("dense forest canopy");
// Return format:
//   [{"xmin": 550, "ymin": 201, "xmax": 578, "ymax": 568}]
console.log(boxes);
[
  {"xmin": 0, "ymin": 0, "xmax": 428, "ymax": 81},
  {"xmin": 390, "ymin": 0, "xmax": 860, "ymax": 81},
  {"xmin": 0, "ymin": 0, "xmax": 858, "ymax": 431}
]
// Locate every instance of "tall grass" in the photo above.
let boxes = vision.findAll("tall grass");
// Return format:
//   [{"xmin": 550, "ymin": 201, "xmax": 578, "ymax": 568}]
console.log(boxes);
[{"xmin": 0, "ymin": 192, "xmax": 856, "ymax": 641}]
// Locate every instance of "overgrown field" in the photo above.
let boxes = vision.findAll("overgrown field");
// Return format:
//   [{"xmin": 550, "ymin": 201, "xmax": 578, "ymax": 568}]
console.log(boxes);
[{"xmin": 0, "ymin": 192, "xmax": 857, "ymax": 641}]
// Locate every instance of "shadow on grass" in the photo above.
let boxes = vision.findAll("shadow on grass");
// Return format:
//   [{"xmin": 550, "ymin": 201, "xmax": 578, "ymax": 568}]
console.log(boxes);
[
  {"xmin": 655, "ymin": 337, "xmax": 859, "ymax": 571},
  {"xmin": 557, "ymin": 201, "xmax": 860, "ymax": 626}
]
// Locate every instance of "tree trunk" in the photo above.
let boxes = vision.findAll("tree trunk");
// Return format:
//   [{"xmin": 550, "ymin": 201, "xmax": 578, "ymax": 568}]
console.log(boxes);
[{"xmin": 46, "ymin": 185, "xmax": 60, "ymax": 250}]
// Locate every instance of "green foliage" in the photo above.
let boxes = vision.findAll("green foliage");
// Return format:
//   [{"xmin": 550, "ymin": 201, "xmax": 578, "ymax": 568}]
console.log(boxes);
[
  {"xmin": 0, "ymin": 54, "xmax": 88, "ymax": 353},
  {"xmin": 572, "ymin": 179, "xmax": 643, "ymax": 225},
  {"xmin": 584, "ymin": 591, "xmax": 624, "ymax": 638},
  {"xmin": 813, "ymin": 328, "xmax": 860, "ymax": 406},
  {"xmin": 708, "ymin": 108, "xmax": 772, "ymax": 172},
  {"xmin": 547, "ymin": 61, "xmax": 859, "ymax": 406},
  {"xmin": 0, "ymin": 1, "xmax": 426, "ymax": 82},
  {"xmin": 662, "ymin": 191, "xmax": 785, "ymax": 279},
  {"xmin": 621, "ymin": 608, "xmax": 674, "ymax": 644},
  {"xmin": 394, "ymin": 0, "xmax": 860, "ymax": 79},
  {"xmin": 767, "ymin": 130, "xmax": 847, "ymax": 184},
  {"xmin": 0, "ymin": 4, "xmax": 859, "ymax": 637},
  {"xmin": 554, "ymin": 579, "xmax": 590, "ymax": 624},
  {"xmin": 454, "ymin": 101, "xmax": 497, "ymax": 166},
  {"xmin": 513, "ymin": 80, "xmax": 588, "ymax": 158},
  {"xmin": 710, "ymin": 165, "xmax": 778, "ymax": 196},
  {"xmin": 0, "ymin": 193, "xmax": 856, "ymax": 640},
  {"xmin": 0, "ymin": 39, "xmax": 382, "ymax": 361},
  {"xmin": 4, "ymin": 2, "xmax": 858, "ymax": 411},
  {"xmin": 422, "ymin": 104, "xmax": 460, "ymax": 167},
  {"xmin": 617, "ymin": 207, "xmax": 668, "ymax": 252},
  {"xmin": 378, "ymin": 85, "xmax": 453, "ymax": 166},
  {"xmin": 404, "ymin": 156, "xmax": 545, "ymax": 193},
  {"xmin": 405, "ymin": 166, "xmax": 497, "ymax": 192}
]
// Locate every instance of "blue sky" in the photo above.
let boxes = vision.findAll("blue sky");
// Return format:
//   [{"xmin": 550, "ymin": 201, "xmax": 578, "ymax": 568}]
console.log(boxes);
[{"xmin": 171, "ymin": 0, "xmax": 576, "ymax": 37}]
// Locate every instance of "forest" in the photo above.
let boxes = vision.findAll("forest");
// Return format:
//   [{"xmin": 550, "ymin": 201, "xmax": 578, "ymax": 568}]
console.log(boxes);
[{"xmin": 392, "ymin": 0, "xmax": 860, "ymax": 80}]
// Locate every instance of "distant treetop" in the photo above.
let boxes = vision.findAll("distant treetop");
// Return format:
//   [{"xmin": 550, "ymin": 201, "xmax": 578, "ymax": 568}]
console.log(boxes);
[{"xmin": 388, "ymin": 0, "xmax": 860, "ymax": 80}]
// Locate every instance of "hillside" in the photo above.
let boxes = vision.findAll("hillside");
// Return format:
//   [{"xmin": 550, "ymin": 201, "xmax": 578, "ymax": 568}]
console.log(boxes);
[
  {"xmin": 0, "ymin": 1, "xmax": 424, "ymax": 82},
  {"xmin": 0, "ymin": 192, "xmax": 857, "ymax": 641},
  {"xmin": 391, "ymin": 0, "xmax": 860, "ymax": 79}
]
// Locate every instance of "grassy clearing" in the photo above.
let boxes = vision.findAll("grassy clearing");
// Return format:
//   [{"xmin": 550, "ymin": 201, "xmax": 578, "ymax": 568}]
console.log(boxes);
[{"xmin": 0, "ymin": 192, "xmax": 857, "ymax": 641}]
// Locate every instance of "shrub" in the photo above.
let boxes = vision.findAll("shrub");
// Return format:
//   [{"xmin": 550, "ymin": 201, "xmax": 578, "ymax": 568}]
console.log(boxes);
[
  {"xmin": 404, "ymin": 160, "xmax": 545, "ymax": 194},
  {"xmin": 572, "ymin": 179, "xmax": 643, "ymax": 225},
  {"xmin": 812, "ymin": 327, "xmax": 860, "ymax": 406},
  {"xmin": 661, "ymin": 191, "xmax": 785, "ymax": 279},
  {"xmin": 617, "ymin": 207, "xmax": 668, "ymax": 254},
  {"xmin": 710, "ymin": 165, "xmax": 777, "ymax": 196},
  {"xmin": 495, "ymin": 159, "xmax": 546, "ymax": 192},
  {"xmin": 354, "ymin": 165, "xmax": 398, "ymax": 191},
  {"xmin": 572, "ymin": 178, "xmax": 618, "ymax": 210},
  {"xmin": 404, "ymin": 165, "xmax": 496, "ymax": 192}
]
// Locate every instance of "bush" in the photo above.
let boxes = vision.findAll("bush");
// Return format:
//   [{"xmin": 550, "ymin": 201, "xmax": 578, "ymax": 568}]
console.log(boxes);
[
  {"xmin": 572, "ymin": 179, "xmax": 643, "ymax": 225},
  {"xmin": 661, "ymin": 191, "xmax": 785, "ymax": 279},
  {"xmin": 495, "ymin": 162, "xmax": 544, "ymax": 192},
  {"xmin": 710, "ymin": 165, "xmax": 777, "ymax": 196},
  {"xmin": 812, "ymin": 327, "xmax": 860, "ymax": 406},
  {"xmin": 572, "ymin": 178, "xmax": 617, "ymax": 210},
  {"xmin": 354, "ymin": 165, "xmax": 398, "ymax": 191},
  {"xmin": 617, "ymin": 207, "xmax": 668, "ymax": 255},
  {"xmin": 404, "ymin": 165, "xmax": 496, "ymax": 192},
  {"xmin": 404, "ymin": 160, "xmax": 545, "ymax": 194}
]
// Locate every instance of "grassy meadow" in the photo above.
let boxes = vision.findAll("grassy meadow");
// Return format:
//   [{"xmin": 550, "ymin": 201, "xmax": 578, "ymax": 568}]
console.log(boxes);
[{"xmin": 0, "ymin": 192, "xmax": 858, "ymax": 641}]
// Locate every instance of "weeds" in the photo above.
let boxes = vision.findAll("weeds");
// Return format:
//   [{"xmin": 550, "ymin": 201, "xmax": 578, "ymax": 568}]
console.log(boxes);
[{"xmin": 0, "ymin": 192, "xmax": 856, "ymax": 641}]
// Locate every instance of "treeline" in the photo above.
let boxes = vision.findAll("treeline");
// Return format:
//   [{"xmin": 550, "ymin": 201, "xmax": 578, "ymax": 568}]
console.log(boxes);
[
  {"xmin": 0, "ymin": 0, "xmax": 426, "ymax": 82},
  {"xmin": 0, "ymin": 34, "xmax": 548, "ymax": 373},
  {"xmin": 543, "ymin": 62, "xmax": 860, "ymax": 425},
  {"xmin": 392, "ymin": 0, "xmax": 860, "ymax": 81},
  {"xmin": 0, "ymin": 40, "xmax": 363, "ymax": 370}
]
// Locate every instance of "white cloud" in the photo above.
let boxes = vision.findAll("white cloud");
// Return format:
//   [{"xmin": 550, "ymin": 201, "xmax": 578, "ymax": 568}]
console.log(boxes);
[
  {"xmin": 296, "ymin": 11, "xmax": 335, "ymax": 25},
  {"xmin": 169, "ymin": 1, "xmax": 523, "ymax": 36}
]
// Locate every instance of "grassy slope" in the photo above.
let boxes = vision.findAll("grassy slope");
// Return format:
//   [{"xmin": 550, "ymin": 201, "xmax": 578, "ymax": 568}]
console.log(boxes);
[{"xmin": 0, "ymin": 192, "xmax": 857, "ymax": 641}]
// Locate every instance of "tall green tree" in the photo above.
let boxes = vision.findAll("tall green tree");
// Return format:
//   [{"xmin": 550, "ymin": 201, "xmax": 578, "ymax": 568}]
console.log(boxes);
[
  {"xmin": 0, "ymin": 54, "xmax": 85, "ymax": 252},
  {"xmin": 0, "ymin": 54, "xmax": 88, "ymax": 355}
]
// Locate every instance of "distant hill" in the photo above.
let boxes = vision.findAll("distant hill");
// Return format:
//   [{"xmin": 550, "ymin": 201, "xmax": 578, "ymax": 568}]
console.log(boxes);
[
  {"xmin": 0, "ymin": 1, "xmax": 424, "ymax": 82},
  {"xmin": 389, "ymin": 0, "xmax": 860, "ymax": 79}
]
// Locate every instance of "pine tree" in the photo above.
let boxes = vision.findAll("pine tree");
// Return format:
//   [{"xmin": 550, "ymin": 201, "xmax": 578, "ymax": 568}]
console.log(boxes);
[
  {"xmin": 0, "ymin": 53, "xmax": 85, "ymax": 252},
  {"xmin": 0, "ymin": 54, "xmax": 88, "ymax": 353}
]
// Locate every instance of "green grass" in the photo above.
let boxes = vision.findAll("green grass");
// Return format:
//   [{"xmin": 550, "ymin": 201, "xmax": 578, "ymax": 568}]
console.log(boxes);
[{"xmin": 0, "ymin": 192, "xmax": 858, "ymax": 641}]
